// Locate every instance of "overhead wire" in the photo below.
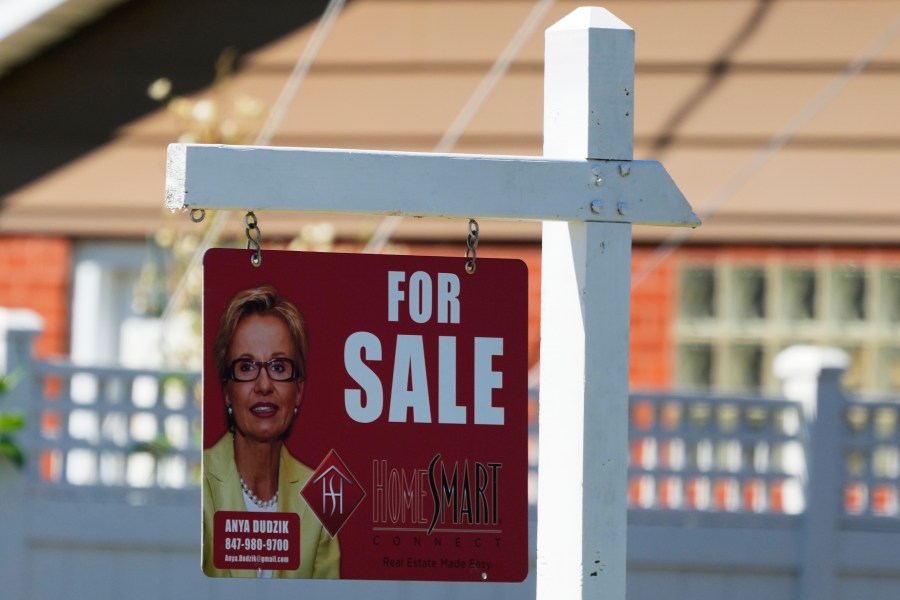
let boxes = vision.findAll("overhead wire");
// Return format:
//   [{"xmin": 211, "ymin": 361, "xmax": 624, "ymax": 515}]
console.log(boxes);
[
  {"xmin": 631, "ymin": 11, "xmax": 900, "ymax": 290},
  {"xmin": 362, "ymin": 0, "xmax": 558, "ymax": 253},
  {"xmin": 161, "ymin": 0, "xmax": 347, "ymax": 324}
]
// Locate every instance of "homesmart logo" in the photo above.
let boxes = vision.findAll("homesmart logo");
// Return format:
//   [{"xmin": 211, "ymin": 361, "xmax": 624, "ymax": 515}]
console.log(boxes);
[{"xmin": 371, "ymin": 454, "xmax": 502, "ymax": 535}]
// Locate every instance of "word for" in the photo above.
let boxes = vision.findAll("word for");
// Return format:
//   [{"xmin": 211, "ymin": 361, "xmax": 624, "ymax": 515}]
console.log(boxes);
[{"xmin": 388, "ymin": 271, "xmax": 460, "ymax": 324}]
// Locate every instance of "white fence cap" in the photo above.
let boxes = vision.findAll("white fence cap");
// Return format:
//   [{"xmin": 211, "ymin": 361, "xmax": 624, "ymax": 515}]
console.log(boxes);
[
  {"xmin": 773, "ymin": 345, "xmax": 850, "ymax": 380},
  {"xmin": 774, "ymin": 345, "xmax": 850, "ymax": 411},
  {"xmin": 0, "ymin": 308, "xmax": 43, "ymax": 335}
]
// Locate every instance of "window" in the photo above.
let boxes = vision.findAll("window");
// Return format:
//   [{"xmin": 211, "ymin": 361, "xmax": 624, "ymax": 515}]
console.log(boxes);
[
  {"xmin": 675, "ymin": 259, "xmax": 900, "ymax": 395},
  {"xmin": 71, "ymin": 242, "xmax": 148, "ymax": 365}
]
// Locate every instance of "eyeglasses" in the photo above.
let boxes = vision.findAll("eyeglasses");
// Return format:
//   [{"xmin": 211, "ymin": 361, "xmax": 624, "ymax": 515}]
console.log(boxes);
[{"xmin": 228, "ymin": 358, "xmax": 300, "ymax": 382}]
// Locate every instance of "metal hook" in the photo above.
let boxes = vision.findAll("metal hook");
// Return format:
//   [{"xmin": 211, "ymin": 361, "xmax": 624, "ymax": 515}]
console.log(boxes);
[
  {"xmin": 189, "ymin": 208, "xmax": 206, "ymax": 223},
  {"xmin": 465, "ymin": 218, "xmax": 479, "ymax": 275},
  {"xmin": 245, "ymin": 211, "xmax": 262, "ymax": 267}
]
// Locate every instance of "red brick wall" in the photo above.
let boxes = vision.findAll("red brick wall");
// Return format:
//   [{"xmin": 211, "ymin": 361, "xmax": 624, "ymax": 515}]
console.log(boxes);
[
  {"xmin": 630, "ymin": 247, "xmax": 675, "ymax": 389},
  {"xmin": 0, "ymin": 236, "xmax": 71, "ymax": 357}
]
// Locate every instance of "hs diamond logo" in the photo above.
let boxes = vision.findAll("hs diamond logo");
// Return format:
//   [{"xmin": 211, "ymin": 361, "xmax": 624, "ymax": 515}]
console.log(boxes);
[{"xmin": 301, "ymin": 449, "xmax": 365, "ymax": 537}]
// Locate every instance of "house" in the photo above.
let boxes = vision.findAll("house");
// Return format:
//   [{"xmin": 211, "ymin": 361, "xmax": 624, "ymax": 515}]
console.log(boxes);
[
  {"xmin": 3, "ymin": 3, "xmax": 900, "ymax": 598},
  {"xmin": 2, "ymin": 0, "xmax": 899, "ymax": 395}
]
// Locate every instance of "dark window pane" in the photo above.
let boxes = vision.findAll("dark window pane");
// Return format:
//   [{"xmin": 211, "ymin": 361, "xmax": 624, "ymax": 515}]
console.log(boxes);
[
  {"xmin": 783, "ymin": 268, "xmax": 817, "ymax": 321},
  {"xmin": 677, "ymin": 344, "xmax": 713, "ymax": 390},
  {"xmin": 680, "ymin": 267, "xmax": 716, "ymax": 319},
  {"xmin": 834, "ymin": 267, "xmax": 866, "ymax": 321},
  {"xmin": 734, "ymin": 267, "xmax": 766, "ymax": 320}
]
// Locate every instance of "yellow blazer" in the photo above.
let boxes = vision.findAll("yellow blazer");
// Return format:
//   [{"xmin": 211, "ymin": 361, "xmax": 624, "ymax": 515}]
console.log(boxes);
[{"xmin": 202, "ymin": 435, "xmax": 341, "ymax": 578}]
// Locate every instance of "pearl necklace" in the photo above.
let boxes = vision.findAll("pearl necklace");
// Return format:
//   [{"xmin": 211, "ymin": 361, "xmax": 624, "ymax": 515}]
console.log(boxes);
[{"xmin": 240, "ymin": 475, "xmax": 278, "ymax": 509}]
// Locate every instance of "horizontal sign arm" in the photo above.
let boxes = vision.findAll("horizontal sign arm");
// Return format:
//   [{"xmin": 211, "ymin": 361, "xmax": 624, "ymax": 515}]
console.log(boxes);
[{"xmin": 166, "ymin": 143, "xmax": 699, "ymax": 227}]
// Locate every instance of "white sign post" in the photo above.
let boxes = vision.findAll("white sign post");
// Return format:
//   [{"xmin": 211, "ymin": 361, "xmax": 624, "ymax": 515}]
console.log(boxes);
[
  {"xmin": 165, "ymin": 7, "xmax": 698, "ymax": 598},
  {"xmin": 539, "ymin": 9, "xmax": 641, "ymax": 600}
]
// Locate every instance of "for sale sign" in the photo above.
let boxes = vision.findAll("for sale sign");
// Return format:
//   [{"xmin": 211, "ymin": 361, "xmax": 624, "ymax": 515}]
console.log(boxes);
[{"xmin": 202, "ymin": 248, "xmax": 528, "ymax": 582}]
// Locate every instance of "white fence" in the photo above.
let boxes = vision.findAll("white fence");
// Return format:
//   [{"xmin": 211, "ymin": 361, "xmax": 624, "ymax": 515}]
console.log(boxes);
[{"xmin": 2, "ymin": 310, "xmax": 899, "ymax": 600}]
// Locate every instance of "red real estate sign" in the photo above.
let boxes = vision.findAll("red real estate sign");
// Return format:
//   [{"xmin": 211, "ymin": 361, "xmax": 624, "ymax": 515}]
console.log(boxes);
[{"xmin": 202, "ymin": 248, "xmax": 528, "ymax": 582}]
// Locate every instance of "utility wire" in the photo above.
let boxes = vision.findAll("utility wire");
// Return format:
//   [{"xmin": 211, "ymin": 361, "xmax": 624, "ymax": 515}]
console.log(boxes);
[
  {"xmin": 632, "ymin": 11, "xmax": 900, "ymax": 290},
  {"xmin": 161, "ymin": 0, "xmax": 347, "ymax": 324},
  {"xmin": 362, "ymin": 0, "xmax": 558, "ymax": 253},
  {"xmin": 256, "ymin": 0, "xmax": 347, "ymax": 146}
]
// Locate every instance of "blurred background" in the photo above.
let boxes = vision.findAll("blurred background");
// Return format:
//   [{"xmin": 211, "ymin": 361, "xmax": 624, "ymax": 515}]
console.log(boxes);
[{"xmin": 1, "ymin": 1, "xmax": 899, "ymax": 598}]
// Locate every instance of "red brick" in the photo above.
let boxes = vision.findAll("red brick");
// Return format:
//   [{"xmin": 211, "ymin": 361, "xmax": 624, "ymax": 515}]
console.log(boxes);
[{"xmin": 0, "ymin": 236, "xmax": 71, "ymax": 357}]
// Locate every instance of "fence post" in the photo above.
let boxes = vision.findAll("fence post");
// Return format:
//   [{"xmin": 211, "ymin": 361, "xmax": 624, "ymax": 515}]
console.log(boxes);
[
  {"xmin": 0, "ymin": 308, "xmax": 43, "ymax": 375},
  {"xmin": 0, "ymin": 308, "xmax": 43, "ymax": 600},
  {"xmin": 774, "ymin": 345, "xmax": 849, "ymax": 600}
]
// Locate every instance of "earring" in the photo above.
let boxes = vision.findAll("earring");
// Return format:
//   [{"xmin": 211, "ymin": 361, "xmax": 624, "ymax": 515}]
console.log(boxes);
[
  {"xmin": 227, "ymin": 405, "xmax": 233, "ymax": 415},
  {"xmin": 293, "ymin": 406, "xmax": 298, "ymax": 416}
]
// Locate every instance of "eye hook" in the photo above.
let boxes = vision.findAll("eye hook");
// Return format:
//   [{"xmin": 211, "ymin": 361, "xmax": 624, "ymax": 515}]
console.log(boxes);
[
  {"xmin": 465, "ymin": 218, "xmax": 479, "ymax": 275},
  {"xmin": 245, "ymin": 211, "xmax": 262, "ymax": 267}
]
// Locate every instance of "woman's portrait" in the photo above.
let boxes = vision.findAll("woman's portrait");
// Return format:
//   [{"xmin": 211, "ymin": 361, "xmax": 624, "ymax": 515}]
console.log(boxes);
[{"xmin": 202, "ymin": 284, "xmax": 340, "ymax": 578}]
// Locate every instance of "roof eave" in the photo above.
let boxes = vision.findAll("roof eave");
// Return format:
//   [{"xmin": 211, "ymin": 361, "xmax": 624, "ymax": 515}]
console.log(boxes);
[{"xmin": 0, "ymin": 0, "xmax": 131, "ymax": 76}]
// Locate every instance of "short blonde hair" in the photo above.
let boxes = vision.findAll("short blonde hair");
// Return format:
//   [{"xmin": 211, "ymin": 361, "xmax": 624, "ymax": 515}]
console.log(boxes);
[{"xmin": 213, "ymin": 284, "xmax": 308, "ymax": 385}]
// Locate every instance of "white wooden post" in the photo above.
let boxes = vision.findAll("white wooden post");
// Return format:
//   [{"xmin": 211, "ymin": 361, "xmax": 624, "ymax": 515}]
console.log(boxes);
[
  {"xmin": 538, "ymin": 9, "xmax": 635, "ymax": 599},
  {"xmin": 164, "ymin": 7, "xmax": 697, "ymax": 598}
]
